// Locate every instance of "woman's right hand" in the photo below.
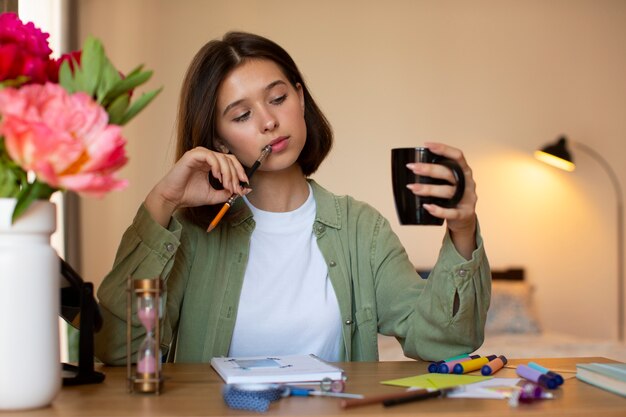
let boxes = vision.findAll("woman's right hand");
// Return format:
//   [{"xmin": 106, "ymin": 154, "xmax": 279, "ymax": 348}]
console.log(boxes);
[{"xmin": 144, "ymin": 147, "xmax": 249, "ymax": 227}]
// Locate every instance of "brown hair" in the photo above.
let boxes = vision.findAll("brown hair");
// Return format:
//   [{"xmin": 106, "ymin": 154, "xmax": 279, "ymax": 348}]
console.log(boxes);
[{"xmin": 176, "ymin": 31, "xmax": 333, "ymax": 228}]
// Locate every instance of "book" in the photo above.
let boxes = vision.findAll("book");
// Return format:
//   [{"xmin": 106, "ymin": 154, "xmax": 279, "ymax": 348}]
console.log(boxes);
[
  {"xmin": 210, "ymin": 354, "xmax": 344, "ymax": 384},
  {"xmin": 576, "ymin": 362, "xmax": 626, "ymax": 397}
]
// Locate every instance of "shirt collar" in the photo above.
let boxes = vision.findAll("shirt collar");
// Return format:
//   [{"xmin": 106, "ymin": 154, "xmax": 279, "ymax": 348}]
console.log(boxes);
[{"xmin": 228, "ymin": 179, "xmax": 342, "ymax": 230}]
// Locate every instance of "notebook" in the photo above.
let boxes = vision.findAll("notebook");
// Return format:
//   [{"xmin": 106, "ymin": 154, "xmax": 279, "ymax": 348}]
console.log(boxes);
[
  {"xmin": 211, "ymin": 354, "xmax": 344, "ymax": 385},
  {"xmin": 576, "ymin": 362, "xmax": 626, "ymax": 397}
]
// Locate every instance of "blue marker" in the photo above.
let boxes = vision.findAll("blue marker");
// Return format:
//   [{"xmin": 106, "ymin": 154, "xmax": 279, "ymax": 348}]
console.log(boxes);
[
  {"xmin": 528, "ymin": 362, "xmax": 564, "ymax": 386},
  {"xmin": 428, "ymin": 353, "xmax": 469, "ymax": 373}
]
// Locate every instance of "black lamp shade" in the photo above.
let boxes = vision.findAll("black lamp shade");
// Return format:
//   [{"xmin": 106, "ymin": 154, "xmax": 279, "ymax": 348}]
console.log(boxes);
[{"xmin": 535, "ymin": 136, "xmax": 576, "ymax": 171}]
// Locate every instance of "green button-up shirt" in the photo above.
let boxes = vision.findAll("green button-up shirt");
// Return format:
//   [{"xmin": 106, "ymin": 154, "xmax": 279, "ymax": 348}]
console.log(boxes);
[{"xmin": 95, "ymin": 180, "xmax": 490, "ymax": 364}]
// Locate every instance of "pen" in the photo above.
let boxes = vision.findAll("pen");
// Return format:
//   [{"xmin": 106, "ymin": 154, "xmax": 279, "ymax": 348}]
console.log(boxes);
[
  {"xmin": 383, "ymin": 387, "xmax": 453, "ymax": 407},
  {"xmin": 286, "ymin": 386, "xmax": 363, "ymax": 399},
  {"xmin": 206, "ymin": 145, "xmax": 272, "ymax": 232},
  {"xmin": 340, "ymin": 388, "xmax": 431, "ymax": 409}
]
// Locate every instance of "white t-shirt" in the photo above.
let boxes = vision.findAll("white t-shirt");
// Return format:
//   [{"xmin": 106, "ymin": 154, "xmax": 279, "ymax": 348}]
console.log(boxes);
[{"xmin": 228, "ymin": 185, "xmax": 342, "ymax": 361}]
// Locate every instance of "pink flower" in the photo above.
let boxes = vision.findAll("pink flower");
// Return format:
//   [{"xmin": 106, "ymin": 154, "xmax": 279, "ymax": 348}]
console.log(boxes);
[
  {"xmin": 0, "ymin": 13, "xmax": 56, "ymax": 84},
  {"xmin": 0, "ymin": 83, "xmax": 128, "ymax": 196}
]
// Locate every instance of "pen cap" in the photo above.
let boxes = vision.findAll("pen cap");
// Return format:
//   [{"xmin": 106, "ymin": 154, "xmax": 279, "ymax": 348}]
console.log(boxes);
[
  {"xmin": 428, "ymin": 363, "xmax": 441, "ymax": 373},
  {"xmin": 546, "ymin": 371, "xmax": 564, "ymax": 386}
]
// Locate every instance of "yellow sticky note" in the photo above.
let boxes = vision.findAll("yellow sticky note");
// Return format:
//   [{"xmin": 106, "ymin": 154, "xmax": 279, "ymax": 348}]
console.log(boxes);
[{"xmin": 381, "ymin": 373, "xmax": 492, "ymax": 389}]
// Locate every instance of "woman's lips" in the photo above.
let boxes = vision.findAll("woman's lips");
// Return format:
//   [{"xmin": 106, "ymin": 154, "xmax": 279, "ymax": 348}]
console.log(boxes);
[{"xmin": 269, "ymin": 136, "xmax": 289, "ymax": 152}]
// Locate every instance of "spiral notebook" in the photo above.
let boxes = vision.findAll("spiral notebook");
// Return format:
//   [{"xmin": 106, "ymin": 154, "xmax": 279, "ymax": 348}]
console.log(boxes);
[{"xmin": 210, "ymin": 354, "xmax": 344, "ymax": 384}]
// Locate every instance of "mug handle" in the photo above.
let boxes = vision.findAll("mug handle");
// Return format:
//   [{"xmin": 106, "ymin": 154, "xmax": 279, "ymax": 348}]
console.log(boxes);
[{"xmin": 437, "ymin": 159, "xmax": 465, "ymax": 207}]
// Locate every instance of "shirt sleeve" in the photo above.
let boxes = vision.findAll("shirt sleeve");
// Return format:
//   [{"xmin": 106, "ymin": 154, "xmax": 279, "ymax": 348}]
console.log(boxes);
[
  {"xmin": 374, "ymin": 218, "xmax": 491, "ymax": 361},
  {"xmin": 94, "ymin": 204, "xmax": 188, "ymax": 365}
]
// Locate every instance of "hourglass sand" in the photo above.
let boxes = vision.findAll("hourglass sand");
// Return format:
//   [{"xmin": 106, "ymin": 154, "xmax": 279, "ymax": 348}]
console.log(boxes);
[{"xmin": 126, "ymin": 278, "xmax": 163, "ymax": 394}]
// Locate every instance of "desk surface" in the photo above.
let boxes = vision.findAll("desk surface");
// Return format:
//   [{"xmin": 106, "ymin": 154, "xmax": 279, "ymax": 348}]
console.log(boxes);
[{"xmin": 6, "ymin": 357, "xmax": 626, "ymax": 416}]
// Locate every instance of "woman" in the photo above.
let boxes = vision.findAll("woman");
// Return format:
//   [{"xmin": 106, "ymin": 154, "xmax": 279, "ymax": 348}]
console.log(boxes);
[{"xmin": 95, "ymin": 31, "xmax": 490, "ymax": 365}]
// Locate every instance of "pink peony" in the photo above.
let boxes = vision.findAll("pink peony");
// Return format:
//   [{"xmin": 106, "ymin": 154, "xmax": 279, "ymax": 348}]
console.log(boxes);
[
  {"xmin": 0, "ymin": 12, "xmax": 56, "ymax": 84},
  {"xmin": 0, "ymin": 82, "xmax": 128, "ymax": 196}
]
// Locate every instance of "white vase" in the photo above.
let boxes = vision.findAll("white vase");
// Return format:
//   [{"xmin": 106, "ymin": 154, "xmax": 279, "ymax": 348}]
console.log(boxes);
[{"xmin": 0, "ymin": 198, "xmax": 61, "ymax": 410}]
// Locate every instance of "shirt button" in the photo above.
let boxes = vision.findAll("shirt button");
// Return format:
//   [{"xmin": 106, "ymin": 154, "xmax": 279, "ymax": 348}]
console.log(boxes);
[
  {"xmin": 329, "ymin": 261, "xmax": 337, "ymax": 267},
  {"xmin": 344, "ymin": 319, "xmax": 353, "ymax": 325},
  {"xmin": 165, "ymin": 243, "xmax": 175, "ymax": 252},
  {"xmin": 315, "ymin": 224, "xmax": 326, "ymax": 233},
  {"xmin": 458, "ymin": 269, "xmax": 468, "ymax": 277}
]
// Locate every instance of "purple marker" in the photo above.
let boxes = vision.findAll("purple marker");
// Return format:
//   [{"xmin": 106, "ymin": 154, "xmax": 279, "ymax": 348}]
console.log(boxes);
[
  {"xmin": 528, "ymin": 362, "xmax": 564, "ymax": 386},
  {"xmin": 438, "ymin": 354, "xmax": 480, "ymax": 373},
  {"xmin": 516, "ymin": 364, "xmax": 558, "ymax": 389}
]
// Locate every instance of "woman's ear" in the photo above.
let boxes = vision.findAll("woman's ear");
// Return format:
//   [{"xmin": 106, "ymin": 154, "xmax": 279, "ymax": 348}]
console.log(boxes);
[
  {"xmin": 296, "ymin": 83, "xmax": 305, "ymax": 114},
  {"xmin": 213, "ymin": 137, "xmax": 230, "ymax": 154}
]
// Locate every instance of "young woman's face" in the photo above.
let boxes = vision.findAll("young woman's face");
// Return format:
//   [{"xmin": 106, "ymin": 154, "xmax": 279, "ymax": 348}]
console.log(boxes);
[{"xmin": 215, "ymin": 59, "xmax": 306, "ymax": 171}]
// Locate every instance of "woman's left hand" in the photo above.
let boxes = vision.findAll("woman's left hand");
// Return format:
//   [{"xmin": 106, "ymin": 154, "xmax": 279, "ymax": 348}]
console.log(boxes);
[{"xmin": 405, "ymin": 142, "xmax": 478, "ymax": 258}]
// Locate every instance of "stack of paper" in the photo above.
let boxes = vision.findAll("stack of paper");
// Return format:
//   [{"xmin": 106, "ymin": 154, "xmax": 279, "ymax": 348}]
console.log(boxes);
[
  {"xmin": 577, "ymin": 363, "xmax": 626, "ymax": 397},
  {"xmin": 211, "ymin": 354, "xmax": 344, "ymax": 384}
]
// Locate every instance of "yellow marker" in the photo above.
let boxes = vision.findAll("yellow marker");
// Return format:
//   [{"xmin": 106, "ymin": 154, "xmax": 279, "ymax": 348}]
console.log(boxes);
[{"xmin": 452, "ymin": 355, "xmax": 497, "ymax": 374}]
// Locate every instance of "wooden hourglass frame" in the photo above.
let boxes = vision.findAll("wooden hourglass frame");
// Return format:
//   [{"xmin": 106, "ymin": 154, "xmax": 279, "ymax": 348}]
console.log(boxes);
[{"xmin": 126, "ymin": 277, "xmax": 164, "ymax": 394}]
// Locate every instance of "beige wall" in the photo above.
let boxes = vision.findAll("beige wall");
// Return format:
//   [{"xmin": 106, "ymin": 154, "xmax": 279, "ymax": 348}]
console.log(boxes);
[{"xmin": 77, "ymin": 0, "xmax": 626, "ymax": 340}]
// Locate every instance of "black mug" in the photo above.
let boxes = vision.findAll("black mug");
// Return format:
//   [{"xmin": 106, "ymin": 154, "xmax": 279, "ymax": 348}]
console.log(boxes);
[{"xmin": 391, "ymin": 147, "xmax": 465, "ymax": 225}]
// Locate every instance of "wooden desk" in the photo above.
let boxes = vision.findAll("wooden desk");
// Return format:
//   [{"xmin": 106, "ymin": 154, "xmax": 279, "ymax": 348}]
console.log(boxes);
[{"xmin": 6, "ymin": 357, "xmax": 626, "ymax": 416}]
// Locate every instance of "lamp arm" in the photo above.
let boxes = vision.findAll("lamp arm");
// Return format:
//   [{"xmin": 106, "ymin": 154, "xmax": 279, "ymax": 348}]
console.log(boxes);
[
  {"xmin": 572, "ymin": 141, "xmax": 624, "ymax": 342},
  {"xmin": 573, "ymin": 141, "xmax": 624, "ymax": 204}
]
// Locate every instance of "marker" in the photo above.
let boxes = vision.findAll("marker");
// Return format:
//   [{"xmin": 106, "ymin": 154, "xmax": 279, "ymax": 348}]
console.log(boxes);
[
  {"xmin": 516, "ymin": 364, "xmax": 558, "ymax": 389},
  {"xmin": 528, "ymin": 362, "xmax": 564, "ymax": 386},
  {"xmin": 452, "ymin": 355, "xmax": 497, "ymax": 374},
  {"xmin": 481, "ymin": 355, "xmax": 508, "ymax": 376},
  {"xmin": 437, "ymin": 355, "xmax": 480, "ymax": 374},
  {"xmin": 428, "ymin": 353, "xmax": 470, "ymax": 373}
]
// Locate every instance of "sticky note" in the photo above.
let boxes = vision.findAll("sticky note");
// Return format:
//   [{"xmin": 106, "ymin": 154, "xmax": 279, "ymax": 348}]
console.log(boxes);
[{"xmin": 381, "ymin": 373, "xmax": 492, "ymax": 389}]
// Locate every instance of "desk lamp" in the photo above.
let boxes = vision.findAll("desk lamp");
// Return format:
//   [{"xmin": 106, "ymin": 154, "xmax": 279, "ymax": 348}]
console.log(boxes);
[{"xmin": 534, "ymin": 136, "xmax": 624, "ymax": 341}]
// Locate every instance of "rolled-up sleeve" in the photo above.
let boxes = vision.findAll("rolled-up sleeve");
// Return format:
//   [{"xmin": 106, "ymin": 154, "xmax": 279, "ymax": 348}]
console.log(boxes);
[{"xmin": 375, "ymin": 220, "xmax": 491, "ymax": 361}]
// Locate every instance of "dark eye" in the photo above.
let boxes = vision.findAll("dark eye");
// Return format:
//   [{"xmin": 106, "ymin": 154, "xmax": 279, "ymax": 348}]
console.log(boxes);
[
  {"xmin": 271, "ymin": 94, "xmax": 287, "ymax": 105},
  {"xmin": 233, "ymin": 111, "xmax": 250, "ymax": 122}
]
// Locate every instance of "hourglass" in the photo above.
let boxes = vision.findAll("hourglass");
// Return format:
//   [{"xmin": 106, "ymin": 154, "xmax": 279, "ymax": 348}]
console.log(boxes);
[{"xmin": 126, "ymin": 277, "xmax": 164, "ymax": 394}]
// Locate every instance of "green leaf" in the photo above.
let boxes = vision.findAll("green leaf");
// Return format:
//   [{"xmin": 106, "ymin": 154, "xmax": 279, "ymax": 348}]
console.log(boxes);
[
  {"xmin": 78, "ymin": 37, "xmax": 105, "ymax": 96},
  {"xmin": 124, "ymin": 64, "xmax": 145, "ymax": 79},
  {"xmin": 0, "ymin": 166, "xmax": 19, "ymax": 196},
  {"xmin": 11, "ymin": 180, "xmax": 55, "ymax": 223},
  {"xmin": 106, "ymin": 93, "xmax": 131, "ymax": 125},
  {"xmin": 58, "ymin": 60, "xmax": 76, "ymax": 93},
  {"xmin": 102, "ymin": 70, "xmax": 153, "ymax": 107},
  {"xmin": 96, "ymin": 59, "xmax": 122, "ymax": 104},
  {"xmin": 119, "ymin": 87, "xmax": 162, "ymax": 126}
]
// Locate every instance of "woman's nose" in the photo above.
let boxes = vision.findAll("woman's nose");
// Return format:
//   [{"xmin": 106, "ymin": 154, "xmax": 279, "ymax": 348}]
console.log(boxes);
[{"xmin": 260, "ymin": 109, "xmax": 279, "ymax": 132}]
